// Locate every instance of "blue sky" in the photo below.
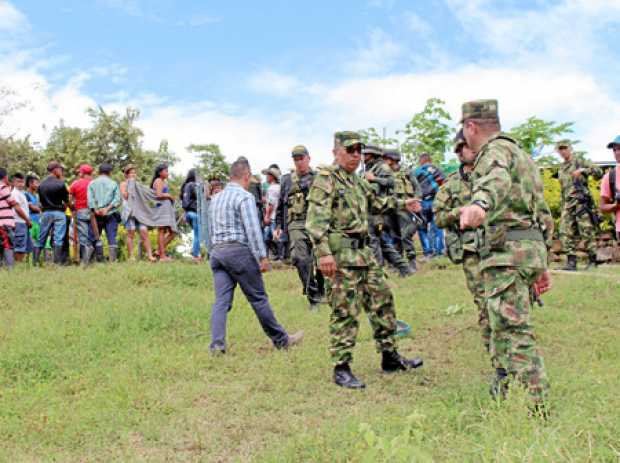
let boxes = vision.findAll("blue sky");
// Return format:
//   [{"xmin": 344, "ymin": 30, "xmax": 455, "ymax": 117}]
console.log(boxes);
[{"xmin": 2, "ymin": 0, "xmax": 620, "ymax": 171}]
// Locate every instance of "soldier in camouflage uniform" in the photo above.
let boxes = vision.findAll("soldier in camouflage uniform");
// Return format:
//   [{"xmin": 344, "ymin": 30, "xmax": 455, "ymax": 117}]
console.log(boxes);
[
  {"xmin": 459, "ymin": 100, "xmax": 554, "ymax": 409},
  {"xmin": 555, "ymin": 141, "xmax": 603, "ymax": 271},
  {"xmin": 363, "ymin": 145, "xmax": 413, "ymax": 277},
  {"xmin": 434, "ymin": 131, "xmax": 493, "ymax": 364},
  {"xmin": 306, "ymin": 131, "xmax": 423, "ymax": 389},
  {"xmin": 275, "ymin": 145, "xmax": 324, "ymax": 310},
  {"xmin": 383, "ymin": 149, "xmax": 421, "ymax": 273}
]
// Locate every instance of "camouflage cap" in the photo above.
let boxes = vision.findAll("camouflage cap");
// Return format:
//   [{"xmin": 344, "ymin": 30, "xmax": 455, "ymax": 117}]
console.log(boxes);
[
  {"xmin": 362, "ymin": 145, "xmax": 382, "ymax": 156},
  {"xmin": 334, "ymin": 131, "xmax": 365, "ymax": 148},
  {"xmin": 382, "ymin": 149, "xmax": 401, "ymax": 162},
  {"xmin": 555, "ymin": 140, "xmax": 572, "ymax": 150},
  {"xmin": 460, "ymin": 99, "xmax": 499, "ymax": 123},
  {"xmin": 453, "ymin": 128, "xmax": 467, "ymax": 153},
  {"xmin": 291, "ymin": 145, "xmax": 309, "ymax": 157}
]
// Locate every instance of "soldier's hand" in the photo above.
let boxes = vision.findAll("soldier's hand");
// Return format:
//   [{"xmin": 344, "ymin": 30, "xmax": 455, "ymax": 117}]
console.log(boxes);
[
  {"xmin": 459, "ymin": 204, "xmax": 486, "ymax": 230},
  {"xmin": 405, "ymin": 199, "xmax": 422, "ymax": 213},
  {"xmin": 319, "ymin": 255, "xmax": 337, "ymax": 278},
  {"xmin": 259, "ymin": 257, "xmax": 271, "ymax": 273},
  {"xmin": 273, "ymin": 228, "xmax": 282, "ymax": 241},
  {"xmin": 365, "ymin": 172, "xmax": 376, "ymax": 182},
  {"xmin": 571, "ymin": 169, "xmax": 583, "ymax": 179},
  {"xmin": 533, "ymin": 270, "xmax": 552, "ymax": 296}
]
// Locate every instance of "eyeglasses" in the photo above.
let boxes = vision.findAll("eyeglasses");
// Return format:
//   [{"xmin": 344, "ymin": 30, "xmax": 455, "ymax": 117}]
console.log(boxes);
[{"xmin": 346, "ymin": 144, "xmax": 363, "ymax": 154}]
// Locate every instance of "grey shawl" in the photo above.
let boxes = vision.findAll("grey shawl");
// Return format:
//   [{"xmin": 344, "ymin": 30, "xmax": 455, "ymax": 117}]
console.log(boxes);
[{"xmin": 125, "ymin": 179, "xmax": 178, "ymax": 233}]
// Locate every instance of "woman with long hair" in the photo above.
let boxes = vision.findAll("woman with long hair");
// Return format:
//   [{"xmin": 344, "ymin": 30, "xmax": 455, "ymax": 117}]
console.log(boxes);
[
  {"xmin": 180, "ymin": 168, "xmax": 201, "ymax": 262},
  {"xmin": 151, "ymin": 164, "xmax": 176, "ymax": 261}
]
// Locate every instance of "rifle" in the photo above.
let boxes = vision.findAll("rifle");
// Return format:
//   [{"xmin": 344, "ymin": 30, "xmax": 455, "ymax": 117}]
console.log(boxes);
[{"xmin": 573, "ymin": 178, "xmax": 601, "ymax": 230}]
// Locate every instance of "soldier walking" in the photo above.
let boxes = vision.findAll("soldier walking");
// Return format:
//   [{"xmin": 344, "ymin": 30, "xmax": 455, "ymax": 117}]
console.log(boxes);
[
  {"xmin": 306, "ymin": 131, "xmax": 423, "ymax": 389},
  {"xmin": 555, "ymin": 141, "xmax": 603, "ymax": 271},
  {"xmin": 459, "ymin": 101, "xmax": 553, "ymax": 411},
  {"xmin": 275, "ymin": 145, "xmax": 325, "ymax": 310},
  {"xmin": 363, "ymin": 145, "xmax": 413, "ymax": 277}
]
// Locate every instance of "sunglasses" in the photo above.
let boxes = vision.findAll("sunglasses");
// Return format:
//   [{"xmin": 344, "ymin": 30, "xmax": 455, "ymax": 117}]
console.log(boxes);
[{"xmin": 346, "ymin": 144, "xmax": 363, "ymax": 154}]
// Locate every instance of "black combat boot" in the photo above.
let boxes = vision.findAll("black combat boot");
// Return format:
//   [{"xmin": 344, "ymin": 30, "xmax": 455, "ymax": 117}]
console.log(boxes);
[
  {"xmin": 489, "ymin": 368, "xmax": 509, "ymax": 400},
  {"xmin": 95, "ymin": 244, "xmax": 105, "ymax": 262},
  {"xmin": 53, "ymin": 246, "xmax": 63, "ymax": 265},
  {"xmin": 584, "ymin": 252, "xmax": 598, "ymax": 270},
  {"xmin": 408, "ymin": 258, "xmax": 417, "ymax": 273},
  {"xmin": 562, "ymin": 254, "xmax": 577, "ymax": 271},
  {"xmin": 334, "ymin": 364, "xmax": 366, "ymax": 389},
  {"xmin": 381, "ymin": 350, "xmax": 423, "ymax": 373},
  {"xmin": 32, "ymin": 247, "xmax": 41, "ymax": 266},
  {"xmin": 398, "ymin": 264, "xmax": 413, "ymax": 278}
]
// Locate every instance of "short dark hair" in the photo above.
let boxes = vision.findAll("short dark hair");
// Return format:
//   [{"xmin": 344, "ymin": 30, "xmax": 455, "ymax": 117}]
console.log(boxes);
[
  {"xmin": 26, "ymin": 174, "xmax": 39, "ymax": 187},
  {"xmin": 99, "ymin": 163, "xmax": 114, "ymax": 174},
  {"xmin": 230, "ymin": 159, "xmax": 251, "ymax": 179},
  {"xmin": 11, "ymin": 172, "xmax": 25, "ymax": 181},
  {"xmin": 0, "ymin": 167, "xmax": 7, "ymax": 180}
]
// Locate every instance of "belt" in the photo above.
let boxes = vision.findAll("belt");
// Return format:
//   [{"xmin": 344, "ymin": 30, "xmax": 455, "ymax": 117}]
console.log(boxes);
[
  {"xmin": 505, "ymin": 228, "xmax": 544, "ymax": 242},
  {"xmin": 341, "ymin": 233, "xmax": 369, "ymax": 250}
]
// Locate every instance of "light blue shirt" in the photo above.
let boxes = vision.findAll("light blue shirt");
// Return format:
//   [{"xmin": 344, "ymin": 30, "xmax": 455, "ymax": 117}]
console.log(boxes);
[
  {"xmin": 87, "ymin": 175, "xmax": 121, "ymax": 214},
  {"xmin": 208, "ymin": 182, "xmax": 267, "ymax": 262}
]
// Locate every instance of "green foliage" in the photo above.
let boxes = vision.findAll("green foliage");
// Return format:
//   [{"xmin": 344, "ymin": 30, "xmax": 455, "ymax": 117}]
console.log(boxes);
[
  {"xmin": 358, "ymin": 128, "xmax": 398, "ymax": 148},
  {"xmin": 187, "ymin": 143, "xmax": 230, "ymax": 180},
  {"xmin": 398, "ymin": 98, "xmax": 454, "ymax": 166},
  {"xmin": 507, "ymin": 117, "xmax": 576, "ymax": 166}
]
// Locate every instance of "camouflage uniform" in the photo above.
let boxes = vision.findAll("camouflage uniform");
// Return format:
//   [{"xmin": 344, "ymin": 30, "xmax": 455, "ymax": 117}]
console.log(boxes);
[
  {"xmin": 393, "ymin": 164, "xmax": 421, "ymax": 265},
  {"xmin": 364, "ymin": 151, "xmax": 411, "ymax": 275},
  {"xmin": 277, "ymin": 161, "xmax": 324, "ymax": 305},
  {"xmin": 463, "ymin": 100, "xmax": 554, "ymax": 404},
  {"xmin": 306, "ymin": 150, "xmax": 407, "ymax": 366},
  {"xmin": 557, "ymin": 155, "xmax": 602, "ymax": 257}
]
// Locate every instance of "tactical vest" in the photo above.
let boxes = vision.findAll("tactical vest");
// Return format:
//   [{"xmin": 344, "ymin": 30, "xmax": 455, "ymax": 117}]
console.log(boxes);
[{"xmin": 287, "ymin": 170, "xmax": 315, "ymax": 224}]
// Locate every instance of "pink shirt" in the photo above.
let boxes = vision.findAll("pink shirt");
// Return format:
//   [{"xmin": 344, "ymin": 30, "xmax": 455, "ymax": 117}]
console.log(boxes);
[
  {"xmin": 600, "ymin": 167, "xmax": 620, "ymax": 232},
  {"xmin": 0, "ymin": 183, "xmax": 16, "ymax": 228}
]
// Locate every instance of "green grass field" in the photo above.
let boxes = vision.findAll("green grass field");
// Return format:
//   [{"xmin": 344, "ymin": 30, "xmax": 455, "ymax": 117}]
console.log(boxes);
[{"xmin": 1, "ymin": 260, "xmax": 619, "ymax": 462}]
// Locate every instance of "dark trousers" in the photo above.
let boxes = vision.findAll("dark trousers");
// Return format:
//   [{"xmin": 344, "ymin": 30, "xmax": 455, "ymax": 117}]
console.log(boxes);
[{"xmin": 209, "ymin": 243, "xmax": 289, "ymax": 350}]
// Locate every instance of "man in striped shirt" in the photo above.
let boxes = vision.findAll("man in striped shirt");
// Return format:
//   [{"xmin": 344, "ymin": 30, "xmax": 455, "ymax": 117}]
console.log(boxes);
[{"xmin": 207, "ymin": 158, "xmax": 303, "ymax": 354}]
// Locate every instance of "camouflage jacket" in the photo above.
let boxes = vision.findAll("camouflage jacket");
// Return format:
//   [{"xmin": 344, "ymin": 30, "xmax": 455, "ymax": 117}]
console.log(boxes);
[
  {"xmin": 366, "ymin": 159, "xmax": 395, "ymax": 211},
  {"xmin": 306, "ymin": 165, "xmax": 402, "ymax": 268},
  {"xmin": 470, "ymin": 134, "xmax": 553, "ymax": 269},
  {"xmin": 558, "ymin": 158, "xmax": 602, "ymax": 206},
  {"xmin": 394, "ymin": 170, "xmax": 421, "ymax": 200},
  {"xmin": 434, "ymin": 167, "xmax": 477, "ymax": 255}
]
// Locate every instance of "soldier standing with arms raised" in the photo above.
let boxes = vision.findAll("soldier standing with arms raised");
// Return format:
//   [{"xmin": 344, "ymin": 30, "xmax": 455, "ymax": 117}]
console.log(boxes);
[
  {"xmin": 555, "ymin": 141, "xmax": 603, "ymax": 271},
  {"xmin": 363, "ymin": 145, "xmax": 413, "ymax": 277},
  {"xmin": 306, "ymin": 131, "xmax": 423, "ymax": 390},
  {"xmin": 275, "ymin": 145, "xmax": 325, "ymax": 310},
  {"xmin": 434, "ymin": 131, "xmax": 492, "ymax": 364},
  {"xmin": 459, "ymin": 101, "xmax": 553, "ymax": 412}
]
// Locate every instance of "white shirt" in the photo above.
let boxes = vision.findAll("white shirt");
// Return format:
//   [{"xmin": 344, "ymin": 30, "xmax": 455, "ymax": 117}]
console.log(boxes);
[
  {"xmin": 266, "ymin": 183, "xmax": 280, "ymax": 221},
  {"xmin": 11, "ymin": 188, "xmax": 29, "ymax": 224}
]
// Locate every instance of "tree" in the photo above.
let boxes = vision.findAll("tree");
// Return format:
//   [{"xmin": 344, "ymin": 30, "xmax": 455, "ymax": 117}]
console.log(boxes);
[
  {"xmin": 188, "ymin": 143, "xmax": 230, "ymax": 180},
  {"xmin": 358, "ymin": 128, "xmax": 398, "ymax": 148},
  {"xmin": 398, "ymin": 98, "xmax": 454, "ymax": 166},
  {"xmin": 0, "ymin": 136, "xmax": 44, "ymax": 175},
  {"xmin": 507, "ymin": 117, "xmax": 577, "ymax": 166}
]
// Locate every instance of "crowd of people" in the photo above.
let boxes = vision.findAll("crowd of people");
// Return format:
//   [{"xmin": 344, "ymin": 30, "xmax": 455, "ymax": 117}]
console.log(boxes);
[{"xmin": 2, "ymin": 99, "xmax": 620, "ymax": 415}]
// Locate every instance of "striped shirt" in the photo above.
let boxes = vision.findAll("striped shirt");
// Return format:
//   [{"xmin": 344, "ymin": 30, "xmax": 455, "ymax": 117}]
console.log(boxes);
[
  {"xmin": 208, "ymin": 182, "xmax": 266, "ymax": 262},
  {"xmin": 0, "ymin": 183, "xmax": 16, "ymax": 228}
]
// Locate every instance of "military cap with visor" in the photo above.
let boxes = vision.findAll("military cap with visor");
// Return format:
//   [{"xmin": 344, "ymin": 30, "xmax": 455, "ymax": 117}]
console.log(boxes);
[
  {"xmin": 460, "ymin": 99, "xmax": 499, "ymax": 123},
  {"xmin": 382, "ymin": 149, "xmax": 401, "ymax": 162},
  {"xmin": 291, "ymin": 145, "xmax": 309, "ymax": 157},
  {"xmin": 555, "ymin": 140, "xmax": 572, "ymax": 150},
  {"xmin": 335, "ymin": 131, "xmax": 365, "ymax": 148}
]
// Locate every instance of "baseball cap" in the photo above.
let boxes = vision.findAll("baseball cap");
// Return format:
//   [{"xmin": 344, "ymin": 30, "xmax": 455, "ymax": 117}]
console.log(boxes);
[
  {"xmin": 606, "ymin": 135, "xmax": 620, "ymax": 149},
  {"xmin": 47, "ymin": 161, "xmax": 64, "ymax": 172},
  {"xmin": 79, "ymin": 164, "xmax": 94, "ymax": 175}
]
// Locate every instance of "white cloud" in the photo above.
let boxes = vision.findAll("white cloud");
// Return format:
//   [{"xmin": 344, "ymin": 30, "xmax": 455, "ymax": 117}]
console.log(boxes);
[
  {"xmin": 352, "ymin": 28, "xmax": 403, "ymax": 74},
  {"xmin": 0, "ymin": 0, "xmax": 28, "ymax": 32}
]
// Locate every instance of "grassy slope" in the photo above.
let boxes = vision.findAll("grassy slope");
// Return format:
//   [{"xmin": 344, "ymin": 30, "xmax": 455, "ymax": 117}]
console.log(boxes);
[{"xmin": 0, "ymin": 261, "xmax": 619, "ymax": 462}]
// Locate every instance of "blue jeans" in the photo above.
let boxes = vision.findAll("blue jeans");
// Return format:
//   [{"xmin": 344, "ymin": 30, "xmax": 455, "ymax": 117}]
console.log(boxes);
[
  {"xmin": 418, "ymin": 200, "xmax": 444, "ymax": 256},
  {"xmin": 76, "ymin": 209, "xmax": 97, "ymax": 247},
  {"xmin": 209, "ymin": 243, "xmax": 289, "ymax": 350},
  {"xmin": 38, "ymin": 210, "xmax": 67, "ymax": 248},
  {"xmin": 185, "ymin": 211, "xmax": 201, "ymax": 257},
  {"xmin": 95, "ymin": 213, "xmax": 119, "ymax": 248}
]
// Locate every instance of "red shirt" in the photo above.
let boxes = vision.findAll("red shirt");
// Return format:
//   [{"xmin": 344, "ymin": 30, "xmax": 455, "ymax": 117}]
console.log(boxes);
[{"xmin": 69, "ymin": 178, "xmax": 92, "ymax": 210}]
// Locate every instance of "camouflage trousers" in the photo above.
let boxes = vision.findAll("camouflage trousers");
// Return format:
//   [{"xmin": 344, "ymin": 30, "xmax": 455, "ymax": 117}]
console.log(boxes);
[
  {"xmin": 326, "ymin": 260, "xmax": 397, "ymax": 366},
  {"xmin": 462, "ymin": 252, "xmax": 492, "ymax": 365},
  {"xmin": 289, "ymin": 228, "xmax": 324, "ymax": 304},
  {"xmin": 369, "ymin": 216, "xmax": 409, "ymax": 271},
  {"xmin": 483, "ymin": 266, "xmax": 550, "ymax": 403},
  {"xmin": 559, "ymin": 205, "xmax": 597, "ymax": 255}
]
